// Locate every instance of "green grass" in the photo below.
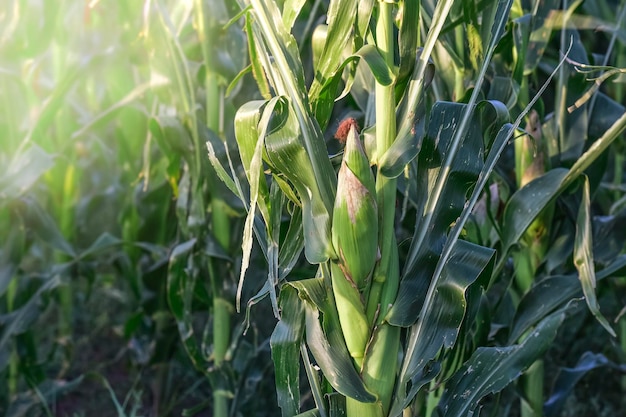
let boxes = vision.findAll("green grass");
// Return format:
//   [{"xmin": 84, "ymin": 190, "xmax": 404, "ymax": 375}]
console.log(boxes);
[{"xmin": 1, "ymin": 0, "xmax": 626, "ymax": 416}]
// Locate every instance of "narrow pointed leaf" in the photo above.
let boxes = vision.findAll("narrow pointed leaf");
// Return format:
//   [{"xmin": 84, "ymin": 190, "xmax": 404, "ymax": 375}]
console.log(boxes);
[
  {"xmin": 282, "ymin": 0, "xmax": 307, "ymax": 32},
  {"xmin": 574, "ymin": 177, "xmax": 615, "ymax": 336},
  {"xmin": 313, "ymin": 44, "xmax": 395, "ymax": 127},
  {"xmin": 236, "ymin": 98, "xmax": 277, "ymax": 312}
]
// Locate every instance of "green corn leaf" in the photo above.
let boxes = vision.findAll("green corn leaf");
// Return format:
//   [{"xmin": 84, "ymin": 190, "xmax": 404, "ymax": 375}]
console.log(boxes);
[
  {"xmin": 591, "ymin": 211, "xmax": 626, "ymax": 264},
  {"xmin": 244, "ymin": 0, "xmax": 337, "ymax": 217},
  {"xmin": 390, "ymin": 100, "xmax": 508, "ymax": 326},
  {"xmin": 278, "ymin": 205, "xmax": 305, "ymax": 277},
  {"xmin": 72, "ymin": 76, "xmax": 170, "ymax": 141},
  {"xmin": 526, "ymin": 0, "xmax": 560, "ymax": 74},
  {"xmin": 167, "ymin": 239, "xmax": 207, "ymax": 372},
  {"xmin": 77, "ymin": 233, "xmax": 123, "ymax": 260},
  {"xmin": 233, "ymin": 99, "xmax": 271, "ymax": 223},
  {"xmin": 308, "ymin": 0, "xmax": 358, "ymax": 129},
  {"xmin": 263, "ymin": 97, "xmax": 334, "ymax": 263},
  {"xmin": 0, "ymin": 145, "xmax": 55, "ymax": 201},
  {"xmin": 21, "ymin": 60, "xmax": 86, "ymax": 148},
  {"xmin": 206, "ymin": 139, "xmax": 240, "ymax": 198},
  {"xmin": 355, "ymin": 0, "xmax": 374, "ymax": 47},
  {"xmin": 312, "ymin": 0, "xmax": 357, "ymax": 76},
  {"xmin": 0, "ymin": 274, "xmax": 62, "ymax": 372},
  {"xmin": 435, "ymin": 310, "xmax": 566, "ymax": 417},
  {"xmin": 271, "ymin": 286, "xmax": 305, "ymax": 417},
  {"xmin": 392, "ymin": 0, "xmax": 513, "ymax": 326},
  {"xmin": 509, "ymin": 255, "xmax": 626, "ymax": 344},
  {"xmin": 17, "ymin": 198, "xmax": 76, "ymax": 257},
  {"xmin": 397, "ymin": 0, "xmax": 419, "ymax": 83},
  {"xmin": 245, "ymin": 12, "xmax": 271, "ymax": 99},
  {"xmin": 544, "ymin": 352, "xmax": 626, "ymax": 417},
  {"xmin": 311, "ymin": 24, "xmax": 328, "ymax": 80},
  {"xmin": 390, "ymin": 241, "xmax": 495, "ymax": 415},
  {"xmin": 588, "ymin": 93, "xmax": 625, "ymax": 140},
  {"xmin": 548, "ymin": 24, "xmax": 589, "ymax": 164},
  {"xmin": 511, "ymin": 0, "xmax": 559, "ymax": 82},
  {"xmin": 236, "ymin": 97, "xmax": 278, "ymax": 313},
  {"xmin": 315, "ymin": 44, "xmax": 395, "ymax": 124},
  {"xmin": 394, "ymin": 0, "xmax": 445, "ymax": 150},
  {"xmin": 574, "ymin": 176, "xmax": 616, "ymax": 336},
  {"xmin": 240, "ymin": 208, "xmax": 301, "ymax": 330},
  {"xmin": 352, "ymin": 45, "xmax": 394, "ymax": 87},
  {"xmin": 287, "ymin": 277, "xmax": 376, "ymax": 403},
  {"xmin": 377, "ymin": 90, "xmax": 427, "ymax": 178},
  {"xmin": 282, "ymin": 0, "xmax": 307, "ymax": 32},
  {"xmin": 149, "ymin": 116, "xmax": 194, "ymax": 165},
  {"xmin": 501, "ymin": 109, "xmax": 626, "ymax": 261}
]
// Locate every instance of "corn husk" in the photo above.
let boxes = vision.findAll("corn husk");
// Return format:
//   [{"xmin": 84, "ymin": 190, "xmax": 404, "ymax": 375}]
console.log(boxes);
[{"xmin": 331, "ymin": 124, "xmax": 379, "ymax": 292}]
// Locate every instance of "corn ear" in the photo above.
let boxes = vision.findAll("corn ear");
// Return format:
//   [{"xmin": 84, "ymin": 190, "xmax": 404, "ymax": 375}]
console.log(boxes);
[
  {"xmin": 331, "ymin": 123, "xmax": 378, "ymax": 291},
  {"xmin": 514, "ymin": 110, "xmax": 552, "ymax": 291}
]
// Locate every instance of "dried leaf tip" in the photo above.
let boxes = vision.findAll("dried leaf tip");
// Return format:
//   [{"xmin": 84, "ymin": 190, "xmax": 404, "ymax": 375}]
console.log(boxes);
[{"xmin": 334, "ymin": 117, "xmax": 360, "ymax": 144}]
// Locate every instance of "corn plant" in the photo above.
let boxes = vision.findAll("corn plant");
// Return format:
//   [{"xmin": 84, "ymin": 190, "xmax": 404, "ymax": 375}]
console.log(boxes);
[
  {"xmin": 206, "ymin": 1, "xmax": 626, "ymax": 417},
  {"xmin": 144, "ymin": 0, "xmax": 287, "ymax": 415}
]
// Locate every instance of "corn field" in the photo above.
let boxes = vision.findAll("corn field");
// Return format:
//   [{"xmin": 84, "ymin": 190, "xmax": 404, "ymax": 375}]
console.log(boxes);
[{"xmin": 2, "ymin": 0, "xmax": 626, "ymax": 416}]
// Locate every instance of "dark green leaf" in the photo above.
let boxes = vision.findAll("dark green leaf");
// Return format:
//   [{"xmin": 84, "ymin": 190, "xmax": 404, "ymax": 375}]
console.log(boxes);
[
  {"xmin": 391, "ymin": 241, "xmax": 495, "ymax": 414},
  {"xmin": 78, "ymin": 233, "xmax": 122, "ymax": 259},
  {"xmin": 544, "ymin": 352, "xmax": 626, "ymax": 417},
  {"xmin": 391, "ymin": 101, "xmax": 495, "ymax": 326},
  {"xmin": 397, "ymin": 0, "xmax": 419, "ymax": 83},
  {"xmin": 18, "ymin": 198, "xmax": 76, "ymax": 257},
  {"xmin": 509, "ymin": 255, "xmax": 626, "ymax": 343},
  {"xmin": 501, "ymin": 168, "xmax": 569, "ymax": 255},
  {"xmin": 167, "ymin": 239, "xmax": 208, "ymax": 372},
  {"xmin": 438, "ymin": 311, "xmax": 565, "ymax": 417},
  {"xmin": 271, "ymin": 286, "xmax": 305, "ymax": 417},
  {"xmin": 0, "ymin": 275, "xmax": 62, "ymax": 372}
]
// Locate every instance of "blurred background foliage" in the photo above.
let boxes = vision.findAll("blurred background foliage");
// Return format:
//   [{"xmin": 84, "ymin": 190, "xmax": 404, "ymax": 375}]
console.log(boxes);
[
  {"xmin": 1, "ymin": 0, "xmax": 276, "ymax": 415},
  {"xmin": 0, "ymin": 0, "xmax": 625, "ymax": 416}
]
